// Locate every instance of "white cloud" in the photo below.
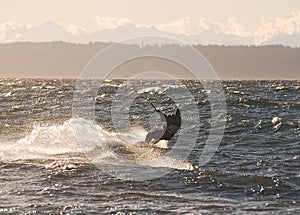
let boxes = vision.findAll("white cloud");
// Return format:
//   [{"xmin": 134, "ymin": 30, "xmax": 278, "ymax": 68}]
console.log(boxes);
[
  {"xmin": 0, "ymin": 21, "xmax": 18, "ymax": 41},
  {"xmin": 4, "ymin": 13, "xmax": 300, "ymax": 45},
  {"xmin": 199, "ymin": 17, "xmax": 250, "ymax": 37},
  {"xmin": 60, "ymin": 24, "xmax": 87, "ymax": 34},
  {"xmin": 156, "ymin": 16, "xmax": 250, "ymax": 37},
  {"xmin": 199, "ymin": 18, "xmax": 224, "ymax": 32},
  {"xmin": 225, "ymin": 18, "xmax": 250, "ymax": 37},
  {"xmin": 155, "ymin": 16, "xmax": 200, "ymax": 35},
  {"xmin": 94, "ymin": 16, "xmax": 133, "ymax": 30},
  {"xmin": 255, "ymin": 11, "xmax": 300, "ymax": 44},
  {"xmin": 0, "ymin": 21, "xmax": 17, "ymax": 32}
]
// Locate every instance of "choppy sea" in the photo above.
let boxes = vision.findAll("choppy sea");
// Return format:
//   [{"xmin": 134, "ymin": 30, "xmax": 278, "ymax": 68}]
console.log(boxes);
[{"xmin": 0, "ymin": 79, "xmax": 299, "ymax": 214}]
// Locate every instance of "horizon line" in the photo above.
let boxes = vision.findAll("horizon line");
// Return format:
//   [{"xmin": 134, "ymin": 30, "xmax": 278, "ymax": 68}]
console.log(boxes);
[{"xmin": 0, "ymin": 41, "xmax": 299, "ymax": 48}]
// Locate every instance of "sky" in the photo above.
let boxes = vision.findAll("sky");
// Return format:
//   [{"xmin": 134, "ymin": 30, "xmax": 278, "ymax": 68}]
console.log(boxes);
[
  {"xmin": 1, "ymin": 0, "xmax": 300, "ymax": 79},
  {"xmin": 1, "ymin": 0, "xmax": 300, "ymax": 44}
]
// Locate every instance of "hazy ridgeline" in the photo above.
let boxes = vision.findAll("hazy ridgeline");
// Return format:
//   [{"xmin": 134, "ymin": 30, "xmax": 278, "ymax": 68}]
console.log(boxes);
[{"xmin": 0, "ymin": 42, "xmax": 299, "ymax": 79}]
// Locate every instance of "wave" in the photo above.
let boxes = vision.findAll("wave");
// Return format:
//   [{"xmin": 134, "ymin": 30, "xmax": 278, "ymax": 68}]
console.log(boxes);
[{"xmin": 0, "ymin": 118, "xmax": 193, "ymax": 171}]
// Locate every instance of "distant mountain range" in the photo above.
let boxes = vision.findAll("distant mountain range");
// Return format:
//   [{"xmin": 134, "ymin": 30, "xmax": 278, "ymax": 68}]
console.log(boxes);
[
  {"xmin": 3, "ymin": 21, "xmax": 300, "ymax": 47},
  {"xmin": 262, "ymin": 33, "xmax": 300, "ymax": 47}
]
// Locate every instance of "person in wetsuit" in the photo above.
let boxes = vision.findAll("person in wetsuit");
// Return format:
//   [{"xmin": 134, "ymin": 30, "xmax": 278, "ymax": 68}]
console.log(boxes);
[{"xmin": 145, "ymin": 104, "xmax": 181, "ymax": 144}]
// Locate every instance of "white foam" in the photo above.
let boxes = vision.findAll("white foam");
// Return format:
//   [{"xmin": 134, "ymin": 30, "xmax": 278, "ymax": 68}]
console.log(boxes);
[
  {"xmin": 0, "ymin": 119, "xmax": 80, "ymax": 160},
  {"xmin": 271, "ymin": 117, "xmax": 281, "ymax": 125},
  {"xmin": 155, "ymin": 140, "xmax": 169, "ymax": 149},
  {"xmin": 138, "ymin": 86, "xmax": 162, "ymax": 94},
  {"xmin": 0, "ymin": 118, "xmax": 193, "ymax": 171}
]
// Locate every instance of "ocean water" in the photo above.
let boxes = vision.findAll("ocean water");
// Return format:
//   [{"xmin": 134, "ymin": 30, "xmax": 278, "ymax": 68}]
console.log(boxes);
[{"xmin": 0, "ymin": 78, "xmax": 299, "ymax": 214}]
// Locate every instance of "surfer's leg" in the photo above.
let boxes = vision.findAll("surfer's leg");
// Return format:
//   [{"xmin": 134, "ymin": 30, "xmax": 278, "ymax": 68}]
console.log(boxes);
[
  {"xmin": 161, "ymin": 132, "xmax": 174, "ymax": 140},
  {"xmin": 145, "ymin": 130, "xmax": 164, "ymax": 144},
  {"xmin": 161, "ymin": 125, "xmax": 179, "ymax": 140}
]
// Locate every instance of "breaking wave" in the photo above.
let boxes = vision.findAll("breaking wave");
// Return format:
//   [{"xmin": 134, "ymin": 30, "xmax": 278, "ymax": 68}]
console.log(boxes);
[{"xmin": 0, "ymin": 118, "xmax": 193, "ymax": 171}]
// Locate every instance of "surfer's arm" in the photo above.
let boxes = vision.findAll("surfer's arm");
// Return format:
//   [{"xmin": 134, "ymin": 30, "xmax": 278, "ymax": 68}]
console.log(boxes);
[
  {"xmin": 152, "ymin": 107, "xmax": 166, "ymax": 121},
  {"xmin": 148, "ymin": 103, "xmax": 167, "ymax": 121}
]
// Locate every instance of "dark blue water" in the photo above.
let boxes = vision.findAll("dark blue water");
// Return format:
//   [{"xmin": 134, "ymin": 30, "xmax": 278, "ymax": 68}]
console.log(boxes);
[{"xmin": 0, "ymin": 79, "xmax": 299, "ymax": 214}]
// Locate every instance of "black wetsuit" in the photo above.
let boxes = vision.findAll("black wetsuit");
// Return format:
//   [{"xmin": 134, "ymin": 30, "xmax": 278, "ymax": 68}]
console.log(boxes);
[{"xmin": 145, "ymin": 108, "xmax": 181, "ymax": 144}]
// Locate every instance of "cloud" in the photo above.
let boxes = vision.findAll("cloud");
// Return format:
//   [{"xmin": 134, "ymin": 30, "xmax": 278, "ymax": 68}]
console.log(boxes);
[
  {"xmin": 60, "ymin": 24, "xmax": 87, "ymax": 34},
  {"xmin": 224, "ymin": 18, "xmax": 251, "ymax": 37},
  {"xmin": 0, "ymin": 17, "xmax": 252, "ymax": 44},
  {"xmin": 199, "ymin": 17, "xmax": 250, "ymax": 37},
  {"xmin": 0, "ymin": 21, "xmax": 18, "ymax": 41},
  {"xmin": 155, "ymin": 16, "xmax": 200, "ymax": 35},
  {"xmin": 93, "ymin": 13, "xmax": 300, "ymax": 44},
  {"xmin": 156, "ymin": 16, "xmax": 250, "ymax": 37},
  {"xmin": 199, "ymin": 18, "xmax": 224, "ymax": 32},
  {"xmin": 94, "ymin": 16, "xmax": 133, "ymax": 30},
  {"xmin": 4, "ymin": 13, "xmax": 300, "ymax": 46},
  {"xmin": 255, "ymin": 11, "xmax": 300, "ymax": 44}
]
